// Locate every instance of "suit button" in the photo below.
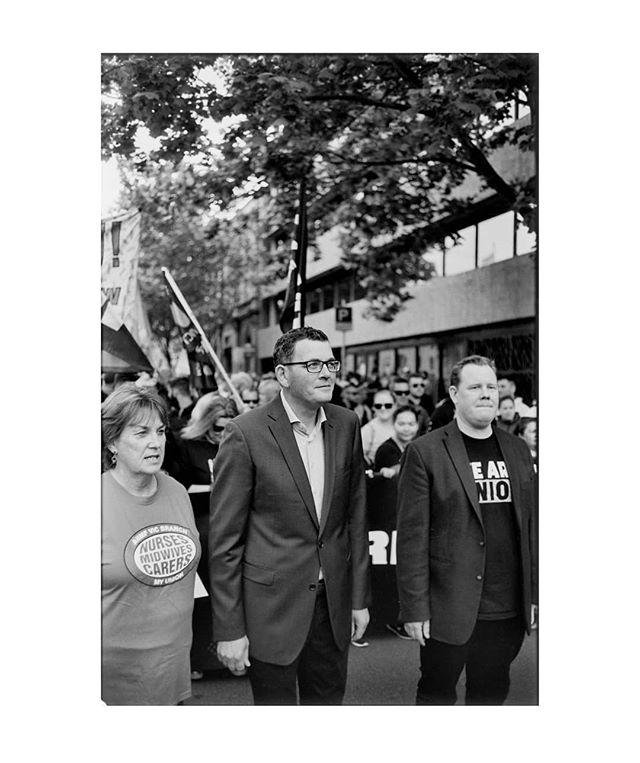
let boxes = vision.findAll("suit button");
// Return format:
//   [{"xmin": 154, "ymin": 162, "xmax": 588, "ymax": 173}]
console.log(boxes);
[
  {"xmin": 476, "ymin": 575, "xmax": 483, "ymax": 581},
  {"xmin": 479, "ymin": 540, "xmax": 485, "ymax": 547},
  {"xmin": 318, "ymin": 540, "xmax": 324, "ymax": 549},
  {"xmin": 309, "ymin": 584, "xmax": 317, "ymax": 591}
]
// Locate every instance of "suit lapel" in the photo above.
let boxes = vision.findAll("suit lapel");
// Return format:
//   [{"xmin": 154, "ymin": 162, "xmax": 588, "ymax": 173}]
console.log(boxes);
[
  {"xmin": 494, "ymin": 427, "xmax": 523, "ymax": 532},
  {"xmin": 266, "ymin": 397, "xmax": 319, "ymax": 530},
  {"xmin": 443, "ymin": 422, "xmax": 484, "ymax": 527},
  {"xmin": 319, "ymin": 414, "xmax": 336, "ymax": 535}
]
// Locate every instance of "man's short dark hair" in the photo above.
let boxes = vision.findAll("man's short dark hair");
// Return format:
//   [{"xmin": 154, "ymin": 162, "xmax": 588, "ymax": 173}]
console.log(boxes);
[
  {"xmin": 273, "ymin": 326, "xmax": 330, "ymax": 367},
  {"xmin": 450, "ymin": 355, "xmax": 497, "ymax": 388},
  {"xmin": 393, "ymin": 405, "xmax": 418, "ymax": 423},
  {"xmin": 498, "ymin": 395, "xmax": 515, "ymax": 405},
  {"xmin": 391, "ymin": 377, "xmax": 409, "ymax": 388}
]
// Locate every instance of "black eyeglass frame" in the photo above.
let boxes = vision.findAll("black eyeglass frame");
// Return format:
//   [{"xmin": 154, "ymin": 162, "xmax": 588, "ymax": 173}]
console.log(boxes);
[
  {"xmin": 279, "ymin": 359, "xmax": 341, "ymax": 374},
  {"xmin": 373, "ymin": 403, "xmax": 394, "ymax": 409}
]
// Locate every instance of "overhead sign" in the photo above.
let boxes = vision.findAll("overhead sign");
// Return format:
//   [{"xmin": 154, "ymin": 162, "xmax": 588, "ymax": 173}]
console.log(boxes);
[{"xmin": 335, "ymin": 306, "xmax": 353, "ymax": 331}]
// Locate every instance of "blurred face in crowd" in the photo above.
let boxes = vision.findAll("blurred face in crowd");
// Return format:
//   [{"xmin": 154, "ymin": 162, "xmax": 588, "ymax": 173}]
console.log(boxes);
[
  {"xmin": 450, "ymin": 363, "xmax": 499, "ymax": 431},
  {"xmin": 520, "ymin": 420, "xmax": 537, "ymax": 452},
  {"xmin": 277, "ymin": 339, "xmax": 337, "ymax": 410},
  {"xmin": 372, "ymin": 390, "xmax": 395, "ymax": 423},
  {"xmin": 241, "ymin": 390, "xmax": 259, "ymax": 410},
  {"xmin": 342, "ymin": 385, "xmax": 358, "ymax": 406},
  {"xmin": 391, "ymin": 380, "xmax": 411, "ymax": 402},
  {"xmin": 394, "ymin": 410, "xmax": 419, "ymax": 443},
  {"xmin": 209, "ymin": 416, "xmax": 232, "ymax": 444},
  {"xmin": 111, "ymin": 410, "xmax": 166, "ymax": 479},
  {"xmin": 498, "ymin": 397, "xmax": 516, "ymax": 422},
  {"xmin": 409, "ymin": 376, "xmax": 427, "ymax": 401},
  {"xmin": 498, "ymin": 378, "xmax": 515, "ymax": 399}
]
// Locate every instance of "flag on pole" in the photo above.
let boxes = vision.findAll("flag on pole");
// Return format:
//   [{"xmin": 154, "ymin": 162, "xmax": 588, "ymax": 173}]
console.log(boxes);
[{"xmin": 279, "ymin": 178, "xmax": 308, "ymax": 333}]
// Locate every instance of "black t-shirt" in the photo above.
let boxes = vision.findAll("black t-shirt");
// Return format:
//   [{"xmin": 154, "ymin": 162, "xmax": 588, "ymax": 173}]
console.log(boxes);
[{"xmin": 461, "ymin": 432, "xmax": 522, "ymax": 620}]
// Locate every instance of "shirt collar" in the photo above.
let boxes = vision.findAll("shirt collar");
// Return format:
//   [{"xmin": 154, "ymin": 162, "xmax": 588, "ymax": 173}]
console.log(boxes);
[{"xmin": 280, "ymin": 389, "xmax": 327, "ymax": 431}]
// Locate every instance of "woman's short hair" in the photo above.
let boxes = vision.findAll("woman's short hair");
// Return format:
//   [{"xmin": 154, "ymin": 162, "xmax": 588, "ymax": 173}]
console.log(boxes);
[
  {"xmin": 101, "ymin": 382, "xmax": 169, "ymax": 471},
  {"xmin": 180, "ymin": 393, "xmax": 238, "ymax": 441},
  {"xmin": 393, "ymin": 405, "xmax": 418, "ymax": 423}
]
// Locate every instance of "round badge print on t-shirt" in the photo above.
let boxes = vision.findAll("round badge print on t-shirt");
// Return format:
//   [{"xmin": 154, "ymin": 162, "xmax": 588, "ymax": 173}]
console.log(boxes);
[{"xmin": 123, "ymin": 523, "xmax": 199, "ymax": 586}]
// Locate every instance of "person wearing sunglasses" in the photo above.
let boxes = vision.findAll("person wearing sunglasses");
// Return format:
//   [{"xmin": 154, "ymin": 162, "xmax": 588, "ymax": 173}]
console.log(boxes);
[
  {"xmin": 209, "ymin": 326, "xmax": 371, "ymax": 705},
  {"xmin": 360, "ymin": 389, "xmax": 397, "ymax": 466},
  {"xmin": 178, "ymin": 393, "xmax": 239, "ymax": 679},
  {"xmin": 241, "ymin": 389, "xmax": 260, "ymax": 410}
]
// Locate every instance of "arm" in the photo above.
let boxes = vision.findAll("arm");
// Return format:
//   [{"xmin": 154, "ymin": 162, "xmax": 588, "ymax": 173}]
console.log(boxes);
[
  {"xmin": 348, "ymin": 415, "xmax": 372, "ymax": 612},
  {"xmin": 208, "ymin": 422, "xmax": 254, "ymax": 643},
  {"xmin": 396, "ymin": 442, "xmax": 432, "ymax": 624}
]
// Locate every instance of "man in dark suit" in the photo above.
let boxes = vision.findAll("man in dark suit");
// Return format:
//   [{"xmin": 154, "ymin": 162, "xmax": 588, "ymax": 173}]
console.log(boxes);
[
  {"xmin": 208, "ymin": 326, "xmax": 371, "ymax": 705},
  {"xmin": 396, "ymin": 355, "xmax": 537, "ymax": 705}
]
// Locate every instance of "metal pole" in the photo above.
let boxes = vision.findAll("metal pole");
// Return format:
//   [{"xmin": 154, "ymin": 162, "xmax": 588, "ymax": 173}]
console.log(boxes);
[{"xmin": 162, "ymin": 267, "xmax": 245, "ymax": 412}]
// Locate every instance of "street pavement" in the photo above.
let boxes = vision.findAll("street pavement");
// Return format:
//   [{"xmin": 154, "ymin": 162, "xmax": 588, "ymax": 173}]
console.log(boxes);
[{"xmin": 185, "ymin": 624, "xmax": 538, "ymax": 706}]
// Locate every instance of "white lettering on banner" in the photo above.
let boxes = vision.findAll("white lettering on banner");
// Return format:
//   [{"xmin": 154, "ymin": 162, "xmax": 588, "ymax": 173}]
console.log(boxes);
[{"xmin": 368, "ymin": 530, "xmax": 397, "ymax": 565}]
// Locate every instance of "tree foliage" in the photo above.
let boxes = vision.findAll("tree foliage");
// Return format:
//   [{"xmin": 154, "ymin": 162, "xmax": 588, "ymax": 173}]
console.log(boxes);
[{"xmin": 102, "ymin": 53, "xmax": 537, "ymax": 320}]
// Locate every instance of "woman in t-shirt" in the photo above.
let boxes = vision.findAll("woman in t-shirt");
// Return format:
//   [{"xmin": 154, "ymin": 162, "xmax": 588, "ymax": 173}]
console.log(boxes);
[
  {"xmin": 101, "ymin": 383, "xmax": 201, "ymax": 705},
  {"xmin": 360, "ymin": 389, "xmax": 397, "ymax": 466}
]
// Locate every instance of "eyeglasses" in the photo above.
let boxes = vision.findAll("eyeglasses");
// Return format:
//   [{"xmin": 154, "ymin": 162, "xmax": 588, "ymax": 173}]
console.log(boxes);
[
  {"xmin": 243, "ymin": 398, "xmax": 259, "ymax": 405},
  {"xmin": 373, "ymin": 403, "xmax": 394, "ymax": 410},
  {"xmin": 279, "ymin": 359, "xmax": 341, "ymax": 374},
  {"xmin": 393, "ymin": 390, "xmax": 410, "ymax": 396},
  {"xmin": 410, "ymin": 382, "xmax": 426, "ymax": 387}
]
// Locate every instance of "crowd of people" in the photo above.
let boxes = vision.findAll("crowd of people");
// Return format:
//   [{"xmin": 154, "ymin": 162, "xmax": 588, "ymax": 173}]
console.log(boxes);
[{"xmin": 101, "ymin": 328, "xmax": 537, "ymax": 706}]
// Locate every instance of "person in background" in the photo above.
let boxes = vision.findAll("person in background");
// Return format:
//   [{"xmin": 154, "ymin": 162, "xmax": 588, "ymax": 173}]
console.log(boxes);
[
  {"xmin": 394, "ymin": 376, "xmax": 428, "ymax": 435},
  {"xmin": 241, "ymin": 388, "xmax": 260, "ymax": 410},
  {"xmin": 101, "ymin": 383, "xmax": 200, "ymax": 705},
  {"xmin": 496, "ymin": 395, "xmax": 520, "ymax": 435},
  {"xmin": 360, "ymin": 389, "xmax": 396, "ymax": 467},
  {"xmin": 178, "ymin": 393, "xmax": 239, "ymax": 679},
  {"xmin": 497, "ymin": 375, "xmax": 533, "ymax": 418},
  {"xmin": 168, "ymin": 376, "xmax": 195, "ymax": 430},
  {"xmin": 515, "ymin": 417, "xmax": 537, "ymax": 463},
  {"xmin": 101, "ymin": 372, "xmax": 115, "ymax": 402},
  {"xmin": 407, "ymin": 374, "xmax": 431, "ymax": 434},
  {"xmin": 258, "ymin": 376, "xmax": 281, "ymax": 406},
  {"xmin": 209, "ymin": 326, "xmax": 371, "ymax": 705},
  {"xmin": 427, "ymin": 396, "xmax": 456, "ymax": 432},
  {"xmin": 373, "ymin": 406, "xmax": 420, "ymax": 641}
]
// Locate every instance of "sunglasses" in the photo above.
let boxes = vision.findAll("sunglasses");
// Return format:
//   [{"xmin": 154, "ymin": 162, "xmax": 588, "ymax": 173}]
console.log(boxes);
[
  {"xmin": 243, "ymin": 398, "xmax": 259, "ymax": 404},
  {"xmin": 212, "ymin": 424, "xmax": 227, "ymax": 432},
  {"xmin": 373, "ymin": 403, "xmax": 394, "ymax": 410},
  {"xmin": 394, "ymin": 390, "xmax": 410, "ymax": 395},
  {"xmin": 410, "ymin": 382, "xmax": 426, "ymax": 387}
]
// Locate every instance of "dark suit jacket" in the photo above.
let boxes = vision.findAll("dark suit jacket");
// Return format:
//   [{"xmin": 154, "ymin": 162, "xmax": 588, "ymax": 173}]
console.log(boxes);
[
  {"xmin": 396, "ymin": 420, "xmax": 537, "ymax": 645},
  {"xmin": 208, "ymin": 395, "xmax": 371, "ymax": 665}
]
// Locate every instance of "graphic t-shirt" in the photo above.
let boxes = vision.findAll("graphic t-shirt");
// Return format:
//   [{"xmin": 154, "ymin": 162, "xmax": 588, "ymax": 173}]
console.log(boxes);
[
  {"xmin": 101, "ymin": 470, "xmax": 201, "ymax": 705},
  {"xmin": 461, "ymin": 432, "xmax": 521, "ymax": 619}
]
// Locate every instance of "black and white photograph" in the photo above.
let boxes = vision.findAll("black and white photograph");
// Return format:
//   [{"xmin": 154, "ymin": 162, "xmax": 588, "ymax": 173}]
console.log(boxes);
[
  {"xmin": 7, "ymin": 3, "xmax": 638, "ymax": 760},
  {"xmin": 100, "ymin": 52, "xmax": 538, "ymax": 706}
]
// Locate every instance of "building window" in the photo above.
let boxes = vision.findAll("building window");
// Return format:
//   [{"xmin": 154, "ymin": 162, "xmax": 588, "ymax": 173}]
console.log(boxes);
[
  {"xmin": 477, "ymin": 212, "xmax": 515, "ymax": 266},
  {"xmin": 397, "ymin": 347, "xmax": 416, "ymax": 375},
  {"xmin": 260, "ymin": 298, "xmax": 271, "ymax": 328},
  {"xmin": 444, "ymin": 225, "xmax": 475, "ymax": 276},
  {"xmin": 308, "ymin": 288, "xmax": 321, "ymax": 314},
  {"xmin": 353, "ymin": 275, "xmax": 366, "ymax": 300},
  {"xmin": 322, "ymin": 282, "xmax": 335, "ymax": 310}
]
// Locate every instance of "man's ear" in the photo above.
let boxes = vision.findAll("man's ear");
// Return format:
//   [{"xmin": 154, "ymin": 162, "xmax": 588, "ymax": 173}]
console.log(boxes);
[
  {"xmin": 275, "ymin": 365, "xmax": 289, "ymax": 389},
  {"xmin": 448, "ymin": 385, "xmax": 458, "ymax": 404}
]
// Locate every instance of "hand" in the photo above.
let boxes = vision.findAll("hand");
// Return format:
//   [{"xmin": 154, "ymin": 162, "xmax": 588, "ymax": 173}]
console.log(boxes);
[
  {"xmin": 531, "ymin": 604, "xmax": 538, "ymax": 629},
  {"xmin": 351, "ymin": 608, "xmax": 370, "ymax": 641},
  {"xmin": 404, "ymin": 620, "xmax": 430, "ymax": 646},
  {"xmin": 216, "ymin": 636, "xmax": 251, "ymax": 674}
]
